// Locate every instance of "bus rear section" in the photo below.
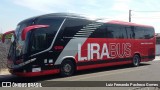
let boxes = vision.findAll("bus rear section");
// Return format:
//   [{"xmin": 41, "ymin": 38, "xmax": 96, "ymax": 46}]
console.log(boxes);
[
  {"xmin": 74, "ymin": 21, "xmax": 155, "ymax": 70},
  {"xmin": 4, "ymin": 13, "xmax": 155, "ymax": 77}
]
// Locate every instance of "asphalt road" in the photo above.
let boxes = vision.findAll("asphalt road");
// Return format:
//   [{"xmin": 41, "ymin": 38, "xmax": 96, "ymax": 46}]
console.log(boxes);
[{"xmin": 0, "ymin": 59, "xmax": 160, "ymax": 90}]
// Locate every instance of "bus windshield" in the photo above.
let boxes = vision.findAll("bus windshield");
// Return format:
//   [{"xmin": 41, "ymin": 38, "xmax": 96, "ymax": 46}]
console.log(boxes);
[
  {"xmin": 15, "ymin": 25, "xmax": 24, "ymax": 57},
  {"xmin": 15, "ymin": 20, "xmax": 34, "ymax": 57},
  {"xmin": 8, "ymin": 18, "xmax": 34, "ymax": 61},
  {"xmin": 29, "ymin": 17, "xmax": 64, "ymax": 54},
  {"xmin": 8, "ymin": 17, "xmax": 65, "ymax": 59}
]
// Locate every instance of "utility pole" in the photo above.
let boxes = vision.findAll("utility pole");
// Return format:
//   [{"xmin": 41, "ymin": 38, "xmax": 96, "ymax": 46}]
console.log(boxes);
[{"xmin": 129, "ymin": 10, "xmax": 132, "ymax": 22}]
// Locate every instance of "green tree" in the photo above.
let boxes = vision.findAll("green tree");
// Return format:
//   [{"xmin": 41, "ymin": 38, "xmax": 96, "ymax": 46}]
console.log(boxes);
[
  {"xmin": 5, "ymin": 34, "xmax": 12, "ymax": 39},
  {"xmin": 0, "ymin": 33, "xmax": 12, "ymax": 41}
]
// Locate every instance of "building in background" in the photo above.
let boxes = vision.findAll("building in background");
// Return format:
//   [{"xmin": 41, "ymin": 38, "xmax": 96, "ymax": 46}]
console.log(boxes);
[
  {"xmin": 155, "ymin": 33, "xmax": 160, "ymax": 55},
  {"xmin": 155, "ymin": 33, "xmax": 160, "ymax": 44}
]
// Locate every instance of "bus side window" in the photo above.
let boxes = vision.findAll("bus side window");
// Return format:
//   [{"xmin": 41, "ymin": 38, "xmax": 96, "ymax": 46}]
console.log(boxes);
[
  {"xmin": 144, "ymin": 28, "xmax": 154, "ymax": 39},
  {"xmin": 106, "ymin": 24, "xmax": 121, "ymax": 38},
  {"xmin": 134, "ymin": 27, "xmax": 145, "ymax": 39},
  {"xmin": 90, "ymin": 24, "xmax": 106, "ymax": 38},
  {"xmin": 31, "ymin": 29, "xmax": 47, "ymax": 52},
  {"xmin": 106, "ymin": 26, "xmax": 114, "ymax": 38},
  {"xmin": 125, "ymin": 26, "xmax": 135, "ymax": 39},
  {"xmin": 61, "ymin": 18, "xmax": 92, "ymax": 38},
  {"xmin": 119, "ymin": 26, "xmax": 127, "ymax": 39},
  {"xmin": 106, "ymin": 24, "xmax": 127, "ymax": 39},
  {"xmin": 62, "ymin": 25, "xmax": 82, "ymax": 38}
]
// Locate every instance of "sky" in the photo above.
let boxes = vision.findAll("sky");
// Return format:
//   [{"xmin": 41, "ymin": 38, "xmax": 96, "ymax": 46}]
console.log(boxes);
[{"xmin": 0, "ymin": 0, "xmax": 160, "ymax": 33}]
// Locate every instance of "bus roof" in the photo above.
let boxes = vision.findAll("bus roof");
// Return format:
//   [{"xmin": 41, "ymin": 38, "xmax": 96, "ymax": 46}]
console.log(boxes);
[
  {"xmin": 107, "ymin": 20, "xmax": 153, "ymax": 28},
  {"xmin": 38, "ymin": 13, "xmax": 87, "ymax": 19},
  {"xmin": 18, "ymin": 13, "xmax": 154, "ymax": 29},
  {"xmin": 18, "ymin": 13, "xmax": 87, "ymax": 25},
  {"xmin": 19, "ymin": 13, "xmax": 87, "ymax": 24}
]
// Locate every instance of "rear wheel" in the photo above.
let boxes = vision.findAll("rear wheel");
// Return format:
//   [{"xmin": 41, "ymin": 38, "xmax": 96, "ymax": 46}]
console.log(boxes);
[
  {"xmin": 132, "ymin": 55, "xmax": 140, "ymax": 67},
  {"xmin": 60, "ymin": 60, "xmax": 75, "ymax": 77}
]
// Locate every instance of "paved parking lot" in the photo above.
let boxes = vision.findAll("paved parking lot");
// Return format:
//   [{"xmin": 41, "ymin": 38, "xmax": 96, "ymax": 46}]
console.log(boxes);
[{"xmin": 0, "ymin": 57, "xmax": 160, "ymax": 90}]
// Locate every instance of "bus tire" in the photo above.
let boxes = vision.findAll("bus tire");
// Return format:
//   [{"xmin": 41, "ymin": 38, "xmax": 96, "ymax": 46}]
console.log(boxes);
[
  {"xmin": 60, "ymin": 60, "xmax": 75, "ymax": 77},
  {"xmin": 132, "ymin": 54, "xmax": 140, "ymax": 67}
]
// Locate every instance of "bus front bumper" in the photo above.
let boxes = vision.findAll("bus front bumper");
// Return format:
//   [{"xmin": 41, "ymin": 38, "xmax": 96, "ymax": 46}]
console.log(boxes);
[{"xmin": 9, "ymin": 69, "xmax": 60, "ymax": 77}]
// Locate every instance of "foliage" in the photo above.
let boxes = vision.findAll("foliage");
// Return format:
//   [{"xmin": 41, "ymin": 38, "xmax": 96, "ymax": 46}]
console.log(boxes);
[{"xmin": 0, "ymin": 33, "xmax": 12, "ymax": 40}]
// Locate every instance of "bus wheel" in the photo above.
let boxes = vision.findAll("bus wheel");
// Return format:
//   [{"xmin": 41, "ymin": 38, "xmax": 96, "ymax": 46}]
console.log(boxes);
[
  {"xmin": 60, "ymin": 60, "xmax": 75, "ymax": 77},
  {"xmin": 132, "ymin": 55, "xmax": 140, "ymax": 67}
]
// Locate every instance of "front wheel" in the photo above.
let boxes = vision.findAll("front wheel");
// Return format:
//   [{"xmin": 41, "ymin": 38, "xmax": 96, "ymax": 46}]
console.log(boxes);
[
  {"xmin": 132, "ymin": 55, "xmax": 140, "ymax": 67},
  {"xmin": 60, "ymin": 60, "xmax": 75, "ymax": 77}
]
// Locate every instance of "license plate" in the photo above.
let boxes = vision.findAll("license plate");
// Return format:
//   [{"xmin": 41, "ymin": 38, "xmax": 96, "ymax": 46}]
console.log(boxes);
[{"xmin": 32, "ymin": 67, "xmax": 41, "ymax": 72}]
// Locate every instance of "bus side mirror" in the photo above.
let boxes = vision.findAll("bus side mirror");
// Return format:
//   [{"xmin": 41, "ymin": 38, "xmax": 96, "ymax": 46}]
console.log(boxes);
[
  {"xmin": 21, "ymin": 25, "xmax": 49, "ymax": 41},
  {"xmin": 2, "ymin": 30, "xmax": 15, "ymax": 43}
]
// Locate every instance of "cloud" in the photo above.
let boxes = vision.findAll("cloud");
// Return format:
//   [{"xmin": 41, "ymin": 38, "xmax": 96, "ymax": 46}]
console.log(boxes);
[
  {"xmin": 11, "ymin": 0, "xmax": 137, "ymax": 22},
  {"xmin": 111, "ymin": 0, "xmax": 132, "ymax": 11},
  {"xmin": 13, "ymin": 0, "xmax": 72, "ymax": 13},
  {"xmin": 13, "ymin": 0, "xmax": 113, "ymax": 19},
  {"xmin": 12, "ymin": 0, "xmax": 160, "ymax": 33},
  {"xmin": 13, "ymin": 0, "xmax": 102, "ymax": 13},
  {"xmin": 131, "ymin": 11, "xmax": 160, "ymax": 33},
  {"xmin": 132, "ymin": 0, "xmax": 160, "ymax": 11}
]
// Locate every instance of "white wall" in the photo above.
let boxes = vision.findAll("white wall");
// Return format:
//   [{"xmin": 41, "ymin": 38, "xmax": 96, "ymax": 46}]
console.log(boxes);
[{"xmin": 156, "ymin": 44, "xmax": 160, "ymax": 55}]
